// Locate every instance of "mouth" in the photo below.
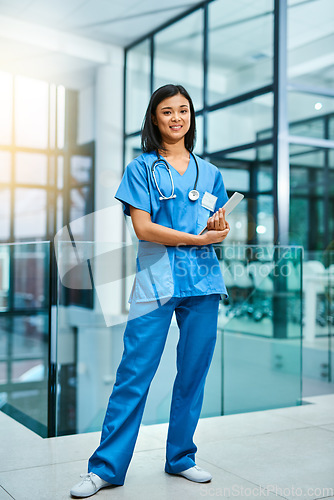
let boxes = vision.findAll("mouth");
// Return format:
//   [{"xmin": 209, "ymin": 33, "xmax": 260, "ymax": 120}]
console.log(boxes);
[{"xmin": 170, "ymin": 125, "xmax": 182, "ymax": 131}]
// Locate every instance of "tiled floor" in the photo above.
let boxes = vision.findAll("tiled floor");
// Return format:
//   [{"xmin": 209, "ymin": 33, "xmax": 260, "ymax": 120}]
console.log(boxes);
[{"xmin": 1, "ymin": 395, "xmax": 334, "ymax": 500}]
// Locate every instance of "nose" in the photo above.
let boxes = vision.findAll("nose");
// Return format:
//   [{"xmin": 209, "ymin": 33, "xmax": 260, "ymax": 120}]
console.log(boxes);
[{"xmin": 171, "ymin": 113, "xmax": 181, "ymax": 122}]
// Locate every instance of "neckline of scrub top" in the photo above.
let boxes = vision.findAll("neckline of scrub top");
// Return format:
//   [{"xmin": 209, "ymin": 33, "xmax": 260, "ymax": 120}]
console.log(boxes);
[{"xmin": 159, "ymin": 154, "xmax": 191, "ymax": 177}]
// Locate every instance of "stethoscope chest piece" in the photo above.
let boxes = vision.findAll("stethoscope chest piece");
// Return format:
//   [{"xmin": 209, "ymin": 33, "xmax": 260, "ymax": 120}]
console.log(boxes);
[{"xmin": 188, "ymin": 189, "xmax": 200, "ymax": 201}]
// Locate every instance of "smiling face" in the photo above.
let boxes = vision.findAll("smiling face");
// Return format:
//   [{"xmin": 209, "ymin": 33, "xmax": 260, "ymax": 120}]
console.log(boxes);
[{"xmin": 152, "ymin": 93, "xmax": 191, "ymax": 148}]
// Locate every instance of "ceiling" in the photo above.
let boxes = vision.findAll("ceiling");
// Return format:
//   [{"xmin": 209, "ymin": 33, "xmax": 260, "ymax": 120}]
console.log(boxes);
[{"xmin": 0, "ymin": 0, "xmax": 204, "ymax": 47}]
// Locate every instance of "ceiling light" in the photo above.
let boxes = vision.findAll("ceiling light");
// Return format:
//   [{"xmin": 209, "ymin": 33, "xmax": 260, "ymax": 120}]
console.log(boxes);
[
  {"xmin": 314, "ymin": 102, "xmax": 322, "ymax": 110},
  {"xmin": 256, "ymin": 225, "xmax": 266, "ymax": 234}
]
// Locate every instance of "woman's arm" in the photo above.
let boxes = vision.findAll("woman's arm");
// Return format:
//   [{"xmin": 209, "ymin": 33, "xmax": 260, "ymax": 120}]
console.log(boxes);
[{"xmin": 130, "ymin": 206, "xmax": 229, "ymax": 246}]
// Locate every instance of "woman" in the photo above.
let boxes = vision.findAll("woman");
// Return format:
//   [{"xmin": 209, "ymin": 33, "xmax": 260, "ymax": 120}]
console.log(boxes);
[{"xmin": 70, "ymin": 84, "xmax": 230, "ymax": 498}]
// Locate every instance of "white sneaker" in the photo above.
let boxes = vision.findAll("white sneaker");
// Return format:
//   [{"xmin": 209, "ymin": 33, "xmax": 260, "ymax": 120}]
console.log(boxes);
[
  {"xmin": 176, "ymin": 465, "xmax": 212, "ymax": 483},
  {"xmin": 70, "ymin": 472, "xmax": 111, "ymax": 498}
]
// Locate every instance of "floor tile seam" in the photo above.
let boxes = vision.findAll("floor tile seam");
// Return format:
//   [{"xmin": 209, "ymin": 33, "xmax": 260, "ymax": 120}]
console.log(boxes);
[
  {"xmin": 0, "ymin": 457, "xmax": 91, "ymax": 474},
  {"xmin": 0, "ymin": 485, "xmax": 15, "ymax": 499},
  {"xmin": 194, "ymin": 424, "xmax": 320, "ymax": 444},
  {"xmin": 196, "ymin": 456, "xmax": 290, "ymax": 500}
]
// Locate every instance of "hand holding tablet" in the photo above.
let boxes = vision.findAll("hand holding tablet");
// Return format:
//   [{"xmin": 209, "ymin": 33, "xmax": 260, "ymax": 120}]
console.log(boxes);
[{"xmin": 198, "ymin": 192, "xmax": 244, "ymax": 235}]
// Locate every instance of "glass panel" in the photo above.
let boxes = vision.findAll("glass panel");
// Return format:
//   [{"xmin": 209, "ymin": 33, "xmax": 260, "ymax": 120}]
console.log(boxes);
[
  {"xmin": 0, "ymin": 317, "xmax": 8, "ymax": 358},
  {"xmin": 69, "ymin": 187, "xmax": 93, "ymax": 240},
  {"xmin": 57, "ymin": 86, "xmax": 65, "ymax": 149},
  {"xmin": 57, "ymin": 156, "xmax": 64, "ymax": 189},
  {"xmin": 15, "ymin": 76, "xmax": 48, "ymax": 149},
  {"xmin": 12, "ymin": 315, "xmax": 48, "ymax": 359},
  {"xmin": 154, "ymin": 9, "xmax": 204, "ymax": 111},
  {"xmin": 194, "ymin": 114, "xmax": 203, "ymax": 156},
  {"xmin": 330, "ymin": 116, "xmax": 334, "ymax": 141},
  {"xmin": 288, "ymin": 0, "xmax": 334, "ymax": 88},
  {"xmin": 0, "ymin": 71, "xmax": 13, "ymax": 145},
  {"xmin": 13, "ymin": 243, "xmax": 48, "ymax": 310},
  {"xmin": 70, "ymin": 156, "xmax": 92, "ymax": 185},
  {"xmin": 302, "ymin": 249, "xmax": 334, "ymax": 395},
  {"xmin": 0, "ymin": 188, "xmax": 10, "ymax": 241},
  {"xmin": 221, "ymin": 245, "xmax": 303, "ymax": 413},
  {"xmin": 49, "ymin": 84, "xmax": 56, "ymax": 149},
  {"xmin": 0, "ymin": 152, "xmax": 11, "ymax": 183},
  {"xmin": 14, "ymin": 188, "xmax": 47, "ymax": 239},
  {"xmin": 0, "ymin": 242, "xmax": 50, "ymax": 437},
  {"xmin": 257, "ymin": 195, "xmax": 274, "ymax": 243},
  {"xmin": 15, "ymin": 153, "xmax": 48, "ymax": 185},
  {"xmin": 207, "ymin": 93, "xmax": 273, "ymax": 152},
  {"xmin": 125, "ymin": 136, "xmax": 141, "ymax": 166},
  {"xmin": 208, "ymin": 1, "xmax": 274, "ymax": 104},
  {"xmin": 0, "ymin": 248, "xmax": 9, "ymax": 310},
  {"xmin": 56, "ymin": 194, "xmax": 63, "ymax": 233},
  {"xmin": 126, "ymin": 40, "xmax": 151, "ymax": 134},
  {"xmin": 289, "ymin": 145, "xmax": 333, "ymax": 251},
  {"xmin": 288, "ymin": 91, "xmax": 334, "ymax": 139}
]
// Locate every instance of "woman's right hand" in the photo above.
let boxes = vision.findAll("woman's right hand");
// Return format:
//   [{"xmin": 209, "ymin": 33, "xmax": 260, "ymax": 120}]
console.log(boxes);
[{"xmin": 200, "ymin": 222, "xmax": 230, "ymax": 245}]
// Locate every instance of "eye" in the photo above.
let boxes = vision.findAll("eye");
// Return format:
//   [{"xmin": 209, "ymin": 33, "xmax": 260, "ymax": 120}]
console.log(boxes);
[{"xmin": 163, "ymin": 111, "xmax": 171, "ymax": 115}]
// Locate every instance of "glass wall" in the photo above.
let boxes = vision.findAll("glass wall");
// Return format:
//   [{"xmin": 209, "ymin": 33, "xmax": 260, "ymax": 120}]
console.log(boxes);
[
  {"xmin": 124, "ymin": 0, "xmax": 334, "ymax": 395},
  {"xmin": 0, "ymin": 73, "xmax": 94, "ymax": 245}
]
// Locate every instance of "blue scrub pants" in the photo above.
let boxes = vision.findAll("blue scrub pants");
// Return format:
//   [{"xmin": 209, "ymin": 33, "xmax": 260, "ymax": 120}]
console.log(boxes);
[{"xmin": 87, "ymin": 293, "xmax": 220, "ymax": 485}]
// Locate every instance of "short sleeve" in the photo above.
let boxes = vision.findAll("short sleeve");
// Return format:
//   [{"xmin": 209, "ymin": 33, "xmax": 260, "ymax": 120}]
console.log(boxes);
[
  {"xmin": 114, "ymin": 159, "xmax": 151, "ymax": 217},
  {"xmin": 212, "ymin": 168, "xmax": 228, "ymax": 211}
]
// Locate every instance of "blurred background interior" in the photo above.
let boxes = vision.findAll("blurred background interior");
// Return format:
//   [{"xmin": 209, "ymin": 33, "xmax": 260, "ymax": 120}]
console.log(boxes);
[{"xmin": 0, "ymin": 0, "xmax": 333, "ymax": 438}]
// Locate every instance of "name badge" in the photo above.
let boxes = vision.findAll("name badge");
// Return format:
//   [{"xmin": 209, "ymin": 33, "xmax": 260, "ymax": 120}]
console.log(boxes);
[{"xmin": 201, "ymin": 191, "xmax": 217, "ymax": 212}]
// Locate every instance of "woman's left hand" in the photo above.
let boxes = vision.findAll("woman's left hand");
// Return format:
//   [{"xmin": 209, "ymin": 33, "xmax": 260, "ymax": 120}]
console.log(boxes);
[{"xmin": 207, "ymin": 207, "xmax": 230, "ymax": 232}]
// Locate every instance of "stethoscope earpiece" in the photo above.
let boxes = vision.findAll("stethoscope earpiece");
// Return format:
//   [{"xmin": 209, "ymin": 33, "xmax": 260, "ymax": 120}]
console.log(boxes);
[{"xmin": 151, "ymin": 152, "xmax": 199, "ymax": 202}]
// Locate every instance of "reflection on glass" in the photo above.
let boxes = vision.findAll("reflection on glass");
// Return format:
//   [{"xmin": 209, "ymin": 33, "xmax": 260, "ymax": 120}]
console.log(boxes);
[
  {"xmin": 15, "ymin": 153, "xmax": 48, "ymax": 185},
  {"xmin": 70, "ymin": 156, "xmax": 92, "ymax": 185},
  {"xmin": 208, "ymin": 1, "xmax": 273, "ymax": 104},
  {"xmin": 207, "ymin": 93, "xmax": 273, "ymax": 152},
  {"xmin": 0, "ymin": 189, "xmax": 10, "ymax": 241},
  {"xmin": 0, "ymin": 151, "xmax": 11, "ymax": 183},
  {"xmin": 154, "ymin": 10, "xmax": 204, "ymax": 110},
  {"xmin": 0, "ymin": 71, "xmax": 12, "ymax": 145},
  {"xmin": 14, "ymin": 188, "xmax": 47, "ymax": 239},
  {"xmin": 288, "ymin": 0, "xmax": 334, "ymax": 88},
  {"xmin": 126, "ymin": 40, "xmax": 151, "ymax": 134},
  {"xmin": 15, "ymin": 75, "xmax": 48, "ymax": 149}
]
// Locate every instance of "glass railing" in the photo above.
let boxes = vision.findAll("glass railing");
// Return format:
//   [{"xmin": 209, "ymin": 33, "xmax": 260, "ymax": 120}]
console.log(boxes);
[
  {"xmin": 302, "ymin": 249, "xmax": 333, "ymax": 390},
  {"xmin": 0, "ymin": 241, "xmax": 50, "ymax": 437},
  {"xmin": 55, "ymin": 242, "xmax": 304, "ymax": 435},
  {"xmin": 1, "ymin": 241, "xmax": 332, "ymax": 437}
]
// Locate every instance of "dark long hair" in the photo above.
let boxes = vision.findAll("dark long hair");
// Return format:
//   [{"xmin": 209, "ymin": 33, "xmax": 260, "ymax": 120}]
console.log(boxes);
[{"xmin": 141, "ymin": 84, "xmax": 196, "ymax": 154}]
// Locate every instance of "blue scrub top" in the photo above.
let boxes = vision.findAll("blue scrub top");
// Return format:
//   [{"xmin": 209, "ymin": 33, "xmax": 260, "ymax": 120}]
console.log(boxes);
[{"xmin": 114, "ymin": 151, "xmax": 229, "ymax": 304}]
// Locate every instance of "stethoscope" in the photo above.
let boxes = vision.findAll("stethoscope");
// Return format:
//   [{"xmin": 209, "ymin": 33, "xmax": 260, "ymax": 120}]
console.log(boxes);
[{"xmin": 151, "ymin": 152, "xmax": 200, "ymax": 201}]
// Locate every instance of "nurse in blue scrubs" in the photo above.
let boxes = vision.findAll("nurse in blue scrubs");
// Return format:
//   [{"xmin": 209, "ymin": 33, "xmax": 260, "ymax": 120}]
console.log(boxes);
[{"xmin": 70, "ymin": 84, "xmax": 230, "ymax": 498}]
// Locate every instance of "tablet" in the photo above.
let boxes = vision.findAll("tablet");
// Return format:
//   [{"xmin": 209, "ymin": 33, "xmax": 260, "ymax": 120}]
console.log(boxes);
[{"xmin": 198, "ymin": 192, "xmax": 244, "ymax": 235}]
